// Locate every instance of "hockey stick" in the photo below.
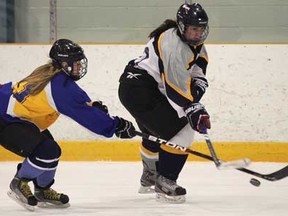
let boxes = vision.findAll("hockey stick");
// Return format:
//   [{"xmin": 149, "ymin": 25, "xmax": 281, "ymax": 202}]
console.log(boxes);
[
  {"xmin": 202, "ymin": 130, "xmax": 250, "ymax": 169},
  {"xmin": 202, "ymin": 132, "xmax": 221, "ymax": 167},
  {"xmin": 134, "ymin": 130, "xmax": 288, "ymax": 181},
  {"xmin": 135, "ymin": 130, "xmax": 249, "ymax": 169}
]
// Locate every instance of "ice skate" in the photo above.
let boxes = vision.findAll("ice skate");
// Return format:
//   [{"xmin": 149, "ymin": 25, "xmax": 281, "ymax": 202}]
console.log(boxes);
[
  {"xmin": 138, "ymin": 158, "xmax": 157, "ymax": 194},
  {"xmin": 138, "ymin": 168, "xmax": 156, "ymax": 194},
  {"xmin": 155, "ymin": 175, "xmax": 186, "ymax": 203},
  {"xmin": 34, "ymin": 187, "xmax": 70, "ymax": 208},
  {"xmin": 7, "ymin": 177, "xmax": 38, "ymax": 211}
]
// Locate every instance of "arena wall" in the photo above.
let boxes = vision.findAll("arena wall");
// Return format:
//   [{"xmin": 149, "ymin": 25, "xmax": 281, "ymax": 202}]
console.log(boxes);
[{"xmin": 0, "ymin": 43, "xmax": 287, "ymax": 161}]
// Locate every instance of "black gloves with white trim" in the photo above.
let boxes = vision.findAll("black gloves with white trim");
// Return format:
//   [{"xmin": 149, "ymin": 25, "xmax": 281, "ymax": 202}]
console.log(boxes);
[
  {"xmin": 191, "ymin": 77, "xmax": 208, "ymax": 103},
  {"xmin": 114, "ymin": 117, "xmax": 136, "ymax": 139},
  {"xmin": 184, "ymin": 102, "xmax": 211, "ymax": 134},
  {"xmin": 185, "ymin": 76, "xmax": 210, "ymax": 133},
  {"xmin": 92, "ymin": 101, "xmax": 136, "ymax": 139}
]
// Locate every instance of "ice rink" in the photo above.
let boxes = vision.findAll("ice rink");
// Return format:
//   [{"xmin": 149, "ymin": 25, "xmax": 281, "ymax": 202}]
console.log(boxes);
[{"xmin": 0, "ymin": 161, "xmax": 287, "ymax": 216}]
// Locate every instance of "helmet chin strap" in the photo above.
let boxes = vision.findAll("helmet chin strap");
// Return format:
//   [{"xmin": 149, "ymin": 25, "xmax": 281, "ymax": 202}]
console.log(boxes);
[
  {"xmin": 60, "ymin": 63, "xmax": 79, "ymax": 80},
  {"xmin": 60, "ymin": 58, "xmax": 88, "ymax": 81},
  {"xmin": 61, "ymin": 69, "xmax": 81, "ymax": 81}
]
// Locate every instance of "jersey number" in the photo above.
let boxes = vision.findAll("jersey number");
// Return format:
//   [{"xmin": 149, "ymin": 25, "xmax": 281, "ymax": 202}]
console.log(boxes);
[
  {"xmin": 13, "ymin": 84, "xmax": 33, "ymax": 103},
  {"xmin": 134, "ymin": 47, "xmax": 149, "ymax": 66}
]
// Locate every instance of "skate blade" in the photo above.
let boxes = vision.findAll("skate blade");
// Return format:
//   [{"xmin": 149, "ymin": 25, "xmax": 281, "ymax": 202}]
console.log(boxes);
[
  {"xmin": 155, "ymin": 193, "xmax": 186, "ymax": 204},
  {"xmin": 37, "ymin": 202, "xmax": 70, "ymax": 209},
  {"xmin": 138, "ymin": 185, "xmax": 155, "ymax": 194},
  {"xmin": 7, "ymin": 190, "xmax": 35, "ymax": 211}
]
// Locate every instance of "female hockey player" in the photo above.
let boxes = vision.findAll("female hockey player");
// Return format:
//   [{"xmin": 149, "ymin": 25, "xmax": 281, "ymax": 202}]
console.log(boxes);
[
  {"xmin": 0, "ymin": 39, "xmax": 135, "ymax": 211},
  {"xmin": 118, "ymin": 3, "xmax": 210, "ymax": 203}
]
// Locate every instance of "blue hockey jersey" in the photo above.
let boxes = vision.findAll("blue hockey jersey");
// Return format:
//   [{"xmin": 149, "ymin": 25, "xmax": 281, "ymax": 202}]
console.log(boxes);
[{"xmin": 0, "ymin": 72, "xmax": 118, "ymax": 138}]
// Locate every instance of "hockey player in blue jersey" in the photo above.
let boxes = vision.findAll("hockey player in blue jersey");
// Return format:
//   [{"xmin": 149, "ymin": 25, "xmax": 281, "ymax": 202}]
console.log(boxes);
[{"xmin": 0, "ymin": 39, "xmax": 135, "ymax": 211}]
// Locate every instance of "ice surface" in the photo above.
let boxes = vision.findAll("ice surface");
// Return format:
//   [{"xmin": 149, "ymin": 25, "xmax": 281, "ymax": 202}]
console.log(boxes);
[{"xmin": 0, "ymin": 161, "xmax": 287, "ymax": 216}]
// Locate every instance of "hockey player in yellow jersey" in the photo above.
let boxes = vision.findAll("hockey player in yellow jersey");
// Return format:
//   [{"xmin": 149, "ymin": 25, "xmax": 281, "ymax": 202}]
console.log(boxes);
[
  {"xmin": 0, "ymin": 39, "xmax": 135, "ymax": 211},
  {"xmin": 118, "ymin": 2, "xmax": 210, "ymax": 203}
]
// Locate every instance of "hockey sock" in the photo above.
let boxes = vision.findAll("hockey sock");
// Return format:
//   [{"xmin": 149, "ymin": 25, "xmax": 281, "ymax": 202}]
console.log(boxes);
[
  {"xmin": 17, "ymin": 158, "xmax": 44, "ymax": 180},
  {"xmin": 158, "ymin": 147, "xmax": 188, "ymax": 181}
]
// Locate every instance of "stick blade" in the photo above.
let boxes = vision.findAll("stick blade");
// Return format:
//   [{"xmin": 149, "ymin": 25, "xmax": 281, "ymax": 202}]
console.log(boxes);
[
  {"xmin": 218, "ymin": 158, "xmax": 251, "ymax": 170},
  {"xmin": 265, "ymin": 165, "xmax": 288, "ymax": 181}
]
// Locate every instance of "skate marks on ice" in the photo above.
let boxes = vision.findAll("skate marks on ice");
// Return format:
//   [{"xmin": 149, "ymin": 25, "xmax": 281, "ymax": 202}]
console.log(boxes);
[{"xmin": 0, "ymin": 162, "xmax": 287, "ymax": 216}]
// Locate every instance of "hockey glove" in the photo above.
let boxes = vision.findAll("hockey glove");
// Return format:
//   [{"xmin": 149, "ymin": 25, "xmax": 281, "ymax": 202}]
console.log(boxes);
[
  {"xmin": 191, "ymin": 77, "xmax": 208, "ymax": 102},
  {"xmin": 115, "ymin": 117, "xmax": 136, "ymax": 139},
  {"xmin": 184, "ymin": 102, "xmax": 211, "ymax": 134},
  {"xmin": 92, "ymin": 101, "xmax": 108, "ymax": 114}
]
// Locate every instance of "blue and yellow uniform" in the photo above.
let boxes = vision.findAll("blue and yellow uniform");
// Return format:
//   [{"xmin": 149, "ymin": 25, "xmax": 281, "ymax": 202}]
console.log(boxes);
[
  {"xmin": 1, "ymin": 39, "xmax": 136, "ymax": 209},
  {"xmin": 0, "ymin": 72, "xmax": 118, "ymax": 137}
]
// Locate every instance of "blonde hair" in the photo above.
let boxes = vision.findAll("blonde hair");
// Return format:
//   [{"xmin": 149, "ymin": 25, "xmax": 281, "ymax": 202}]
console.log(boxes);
[{"xmin": 18, "ymin": 63, "xmax": 62, "ymax": 95}]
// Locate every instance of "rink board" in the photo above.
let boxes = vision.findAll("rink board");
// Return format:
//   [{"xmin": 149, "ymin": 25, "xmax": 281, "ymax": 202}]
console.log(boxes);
[{"xmin": 0, "ymin": 141, "xmax": 287, "ymax": 162}]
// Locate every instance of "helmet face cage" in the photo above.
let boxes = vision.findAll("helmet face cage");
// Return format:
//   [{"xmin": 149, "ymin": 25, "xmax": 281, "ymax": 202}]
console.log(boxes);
[
  {"xmin": 177, "ymin": 3, "xmax": 209, "ymax": 46},
  {"xmin": 64, "ymin": 56, "xmax": 88, "ymax": 81},
  {"xmin": 49, "ymin": 39, "xmax": 88, "ymax": 80}
]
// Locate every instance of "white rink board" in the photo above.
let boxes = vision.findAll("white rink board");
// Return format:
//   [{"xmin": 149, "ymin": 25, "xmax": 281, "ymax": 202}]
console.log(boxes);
[{"xmin": 0, "ymin": 44, "xmax": 287, "ymax": 142}]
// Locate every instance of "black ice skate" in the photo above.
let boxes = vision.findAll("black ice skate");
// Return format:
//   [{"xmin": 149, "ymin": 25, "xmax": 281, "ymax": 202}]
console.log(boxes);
[
  {"xmin": 7, "ymin": 177, "xmax": 38, "ymax": 211},
  {"xmin": 34, "ymin": 186, "xmax": 70, "ymax": 208},
  {"xmin": 155, "ymin": 174, "xmax": 186, "ymax": 203}
]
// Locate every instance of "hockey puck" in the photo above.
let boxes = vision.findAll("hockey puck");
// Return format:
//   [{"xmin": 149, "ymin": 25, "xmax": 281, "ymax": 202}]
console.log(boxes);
[{"xmin": 249, "ymin": 178, "xmax": 261, "ymax": 187}]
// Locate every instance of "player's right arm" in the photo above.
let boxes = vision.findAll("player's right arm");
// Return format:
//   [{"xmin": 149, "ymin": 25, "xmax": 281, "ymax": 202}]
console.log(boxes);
[{"xmin": 50, "ymin": 74, "xmax": 134, "ymax": 138}]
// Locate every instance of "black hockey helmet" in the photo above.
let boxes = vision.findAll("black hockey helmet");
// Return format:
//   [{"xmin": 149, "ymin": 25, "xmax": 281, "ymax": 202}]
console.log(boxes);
[
  {"xmin": 49, "ymin": 39, "xmax": 88, "ymax": 80},
  {"xmin": 176, "ymin": 3, "xmax": 209, "ymax": 45}
]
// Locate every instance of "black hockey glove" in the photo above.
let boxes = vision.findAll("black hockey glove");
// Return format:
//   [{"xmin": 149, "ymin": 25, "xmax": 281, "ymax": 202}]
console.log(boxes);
[
  {"xmin": 115, "ymin": 117, "xmax": 136, "ymax": 139},
  {"xmin": 92, "ymin": 101, "xmax": 108, "ymax": 114},
  {"xmin": 191, "ymin": 77, "xmax": 208, "ymax": 102},
  {"xmin": 184, "ymin": 102, "xmax": 211, "ymax": 134}
]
